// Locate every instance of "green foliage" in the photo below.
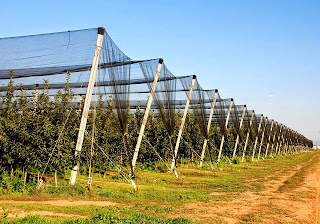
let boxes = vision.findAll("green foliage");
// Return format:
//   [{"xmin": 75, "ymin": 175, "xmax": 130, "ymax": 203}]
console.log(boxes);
[
  {"xmin": 0, "ymin": 213, "xmax": 193, "ymax": 224},
  {"xmin": 232, "ymin": 156, "xmax": 242, "ymax": 164},
  {"xmin": 1, "ymin": 206, "xmax": 8, "ymax": 219},
  {"xmin": 0, "ymin": 172, "xmax": 36, "ymax": 195},
  {"xmin": 0, "ymin": 72, "xmax": 262, "ymax": 178}
]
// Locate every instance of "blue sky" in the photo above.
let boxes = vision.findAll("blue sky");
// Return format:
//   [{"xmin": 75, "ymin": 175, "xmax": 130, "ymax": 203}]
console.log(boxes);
[{"xmin": 0, "ymin": 0, "xmax": 319, "ymax": 143}]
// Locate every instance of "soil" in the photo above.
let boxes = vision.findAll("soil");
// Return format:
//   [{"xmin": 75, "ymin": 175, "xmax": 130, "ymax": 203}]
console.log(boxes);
[
  {"xmin": 181, "ymin": 154, "xmax": 320, "ymax": 223},
  {"xmin": 0, "ymin": 199, "xmax": 116, "ymax": 219},
  {"xmin": 0, "ymin": 199, "xmax": 117, "ymax": 207}
]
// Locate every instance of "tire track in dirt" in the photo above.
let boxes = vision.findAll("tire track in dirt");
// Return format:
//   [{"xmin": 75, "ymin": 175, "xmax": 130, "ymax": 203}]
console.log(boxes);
[
  {"xmin": 0, "ymin": 199, "xmax": 116, "ymax": 220},
  {"xmin": 0, "ymin": 199, "xmax": 117, "ymax": 206},
  {"xmin": 316, "ymin": 188, "xmax": 320, "ymax": 224},
  {"xmin": 0, "ymin": 208, "xmax": 87, "ymax": 219},
  {"xmin": 180, "ymin": 154, "xmax": 320, "ymax": 223}
]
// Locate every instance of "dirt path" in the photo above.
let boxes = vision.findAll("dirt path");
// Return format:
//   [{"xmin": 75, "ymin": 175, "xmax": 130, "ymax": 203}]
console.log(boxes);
[
  {"xmin": 0, "ymin": 199, "xmax": 117, "ymax": 219},
  {"xmin": 0, "ymin": 208, "xmax": 87, "ymax": 219},
  {"xmin": 0, "ymin": 199, "xmax": 117, "ymax": 207},
  {"xmin": 180, "ymin": 154, "xmax": 320, "ymax": 224}
]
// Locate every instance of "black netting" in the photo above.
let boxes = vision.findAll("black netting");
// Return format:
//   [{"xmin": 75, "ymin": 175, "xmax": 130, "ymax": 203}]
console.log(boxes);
[{"xmin": 185, "ymin": 81, "xmax": 210, "ymax": 139}]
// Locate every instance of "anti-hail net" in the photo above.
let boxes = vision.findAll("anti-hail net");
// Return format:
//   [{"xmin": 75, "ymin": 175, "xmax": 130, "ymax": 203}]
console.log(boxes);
[
  {"xmin": 229, "ymin": 104, "xmax": 241, "ymax": 136},
  {"xmin": 186, "ymin": 81, "xmax": 210, "ymax": 139},
  {"xmin": 140, "ymin": 61, "xmax": 194, "ymax": 138}
]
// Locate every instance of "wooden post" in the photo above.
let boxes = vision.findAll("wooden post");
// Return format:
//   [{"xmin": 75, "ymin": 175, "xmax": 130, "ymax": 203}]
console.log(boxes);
[
  {"xmin": 251, "ymin": 115, "xmax": 264, "ymax": 161},
  {"xmin": 131, "ymin": 59, "xmax": 164, "ymax": 172},
  {"xmin": 54, "ymin": 170, "xmax": 58, "ymax": 188},
  {"xmin": 257, "ymin": 117, "xmax": 268, "ymax": 161},
  {"xmin": 264, "ymin": 120, "xmax": 274, "ymax": 158},
  {"xmin": 232, "ymin": 105, "xmax": 246, "ymax": 159},
  {"xmin": 191, "ymin": 152, "xmax": 194, "ymax": 166},
  {"xmin": 217, "ymin": 99, "xmax": 233, "ymax": 162},
  {"xmin": 24, "ymin": 170, "xmax": 27, "ymax": 186},
  {"xmin": 170, "ymin": 75, "xmax": 196, "ymax": 172},
  {"xmin": 199, "ymin": 90, "xmax": 219, "ymax": 167},
  {"xmin": 242, "ymin": 111, "xmax": 255, "ymax": 162},
  {"xmin": 10, "ymin": 168, "xmax": 13, "ymax": 180},
  {"xmin": 37, "ymin": 171, "xmax": 40, "ymax": 184},
  {"xmin": 70, "ymin": 27, "xmax": 105, "ymax": 185}
]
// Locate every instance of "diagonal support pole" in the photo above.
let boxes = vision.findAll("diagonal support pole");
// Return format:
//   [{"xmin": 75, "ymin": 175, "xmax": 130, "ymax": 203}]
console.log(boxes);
[
  {"xmin": 270, "ymin": 122, "xmax": 278, "ymax": 157},
  {"xmin": 199, "ymin": 90, "xmax": 218, "ymax": 167},
  {"xmin": 251, "ymin": 115, "xmax": 264, "ymax": 161},
  {"xmin": 170, "ymin": 75, "xmax": 196, "ymax": 173},
  {"xmin": 257, "ymin": 117, "xmax": 268, "ymax": 161},
  {"xmin": 131, "ymin": 59, "xmax": 163, "ymax": 174},
  {"xmin": 70, "ymin": 27, "xmax": 105, "ymax": 185},
  {"xmin": 217, "ymin": 99, "xmax": 233, "ymax": 162},
  {"xmin": 232, "ymin": 105, "xmax": 246, "ymax": 160},
  {"xmin": 275, "ymin": 124, "xmax": 283, "ymax": 155},
  {"xmin": 242, "ymin": 111, "xmax": 255, "ymax": 162},
  {"xmin": 264, "ymin": 120, "xmax": 274, "ymax": 158}
]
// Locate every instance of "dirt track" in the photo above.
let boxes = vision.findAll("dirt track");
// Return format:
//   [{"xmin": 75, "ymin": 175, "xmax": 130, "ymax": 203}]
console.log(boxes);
[{"xmin": 181, "ymin": 154, "xmax": 320, "ymax": 223}]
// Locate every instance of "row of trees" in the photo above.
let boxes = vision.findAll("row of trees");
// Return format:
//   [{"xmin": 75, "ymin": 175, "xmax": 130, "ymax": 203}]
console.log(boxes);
[{"xmin": 0, "ymin": 74, "xmax": 261, "ymax": 176}]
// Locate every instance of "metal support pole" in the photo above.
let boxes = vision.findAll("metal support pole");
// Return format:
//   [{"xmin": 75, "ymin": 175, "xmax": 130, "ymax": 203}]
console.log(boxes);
[
  {"xmin": 199, "ymin": 90, "xmax": 218, "ymax": 167},
  {"xmin": 257, "ymin": 117, "xmax": 268, "ymax": 161},
  {"xmin": 284, "ymin": 139, "xmax": 288, "ymax": 155},
  {"xmin": 70, "ymin": 27, "xmax": 105, "ymax": 185},
  {"xmin": 232, "ymin": 105, "xmax": 246, "ymax": 159},
  {"xmin": 242, "ymin": 111, "xmax": 255, "ymax": 162},
  {"xmin": 275, "ymin": 124, "xmax": 283, "ymax": 155},
  {"xmin": 131, "ymin": 58, "xmax": 164, "ymax": 172},
  {"xmin": 170, "ymin": 75, "xmax": 196, "ymax": 172},
  {"xmin": 264, "ymin": 120, "xmax": 274, "ymax": 158},
  {"xmin": 251, "ymin": 115, "xmax": 264, "ymax": 161},
  {"xmin": 217, "ymin": 99, "xmax": 233, "ymax": 162},
  {"xmin": 270, "ymin": 122, "xmax": 278, "ymax": 157}
]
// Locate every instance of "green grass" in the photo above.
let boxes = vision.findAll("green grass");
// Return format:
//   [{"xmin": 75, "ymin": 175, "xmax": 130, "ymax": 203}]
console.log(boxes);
[
  {"xmin": 278, "ymin": 153, "xmax": 319, "ymax": 192},
  {"xmin": 0, "ymin": 213, "xmax": 193, "ymax": 224},
  {"xmin": 0, "ymin": 151, "xmax": 319, "ymax": 223}
]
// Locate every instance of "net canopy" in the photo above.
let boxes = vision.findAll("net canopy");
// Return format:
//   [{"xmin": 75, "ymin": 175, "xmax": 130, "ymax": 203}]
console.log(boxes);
[
  {"xmin": 0, "ymin": 26, "xmax": 313, "ymax": 172},
  {"xmin": 215, "ymin": 98, "xmax": 233, "ymax": 137},
  {"xmin": 186, "ymin": 82, "xmax": 214, "ymax": 139},
  {"xmin": 229, "ymin": 104, "xmax": 243, "ymax": 136},
  {"xmin": 140, "ymin": 60, "xmax": 194, "ymax": 138}
]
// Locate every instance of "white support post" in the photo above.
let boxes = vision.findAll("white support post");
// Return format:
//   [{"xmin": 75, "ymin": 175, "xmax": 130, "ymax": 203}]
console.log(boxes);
[
  {"xmin": 278, "ymin": 126, "xmax": 284, "ymax": 154},
  {"xmin": 232, "ymin": 105, "xmax": 246, "ymax": 159},
  {"xmin": 270, "ymin": 122, "xmax": 278, "ymax": 157},
  {"xmin": 199, "ymin": 90, "xmax": 218, "ymax": 167},
  {"xmin": 257, "ymin": 117, "xmax": 268, "ymax": 161},
  {"xmin": 70, "ymin": 27, "xmax": 105, "ymax": 185},
  {"xmin": 284, "ymin": 139, "xmax": 288, "ymax": 155},
  {"xmin": 170, "ymin": 75, "xmax": 196, "ymax": 172},
  {"xmin": 217, "ymin": 99, "xmax": 233, "ymax": 162},
  {"xmin": 279, "ymin": 128, "xmax": 284, "ymax": 155},
  {"xmin": 264, "ymin": 120, "xmax": 274, "ymax": 158},
  {"xmin": 131, "ymin": 59, "xmax": 163, "ymax": 173},
  {"xmin": 275, "ymin": 124, "xmax": 283, "ymax": 155},
  {"xmin": 242, "ymin": 111, "xmax": 255, "ymax": 162},
  {"xmin": 251, "ymin": 115, "xmax": 264, "ymax": 161}
]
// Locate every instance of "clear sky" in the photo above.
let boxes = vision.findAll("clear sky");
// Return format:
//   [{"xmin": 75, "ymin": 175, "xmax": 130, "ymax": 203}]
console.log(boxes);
[{"xmin": 0, "ymin": 0, "xmax": 319, "ymax": 143}]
